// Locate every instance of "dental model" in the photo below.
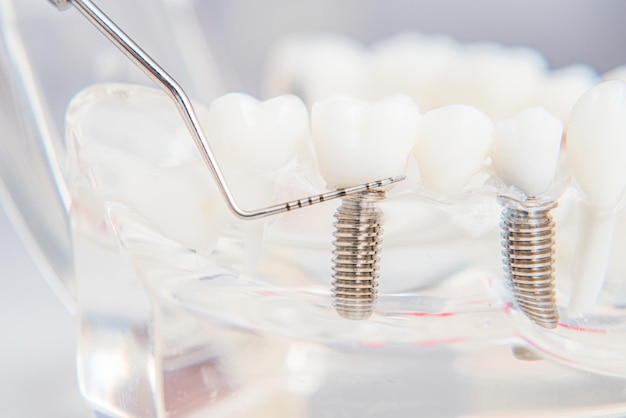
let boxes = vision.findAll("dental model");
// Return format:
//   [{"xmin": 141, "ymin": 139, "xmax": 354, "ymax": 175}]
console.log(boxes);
[
  {"xmin": 206, "ymin": 93, "xmax": 310, "ymax": 272},
  {"xmin": 311, "ymin": 95, "xmax": 419, "ymax": 319},
  {"xmin": 414, "ymin": 105, "xmax": 494, "ymax": 195},
  {"xmin": 567, "ymin": 80, "xmax": 626, "ymax": 316},
  {"xmin": 491, "ymin": 107, "xmax": 564, "ymax": 328}
]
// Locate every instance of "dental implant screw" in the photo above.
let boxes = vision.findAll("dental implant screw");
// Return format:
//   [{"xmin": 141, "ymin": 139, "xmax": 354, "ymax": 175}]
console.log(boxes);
[
  {"xmin": 500, "ymin": 198, "xmax": 559, "ymax": 329},
  {"xmin": 332, "ymin": 190, "xmax": 385, "ymax": 320}
]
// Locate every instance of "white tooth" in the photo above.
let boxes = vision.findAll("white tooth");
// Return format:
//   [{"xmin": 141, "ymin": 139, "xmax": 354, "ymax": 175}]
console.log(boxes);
[
  {"xmin": 206, "ymin": 93, "xmax": 309, "ymax": 173},
  {"xmin": 414, "ymin": 105, "xmax": 493, "ymax": 194},
  {"xmin": 603, "ymin": 65, "xmax": 626, "ymax": 82},
  {"xmin": 367, "ymin": 32, "xmax": 460, "ymax": 109},
  {"xmin": 491, "ymin": 107, "xmax": 563, "ymax": 197},
  {"xmin": 263, "ymin": 34, "xmax": 367, "ymax": 103},
  {"xmin": 536, "ymin": 65, "xmax": 598, "ymax": 123},
  {"xmin": 206, "ymin": 93, "xmax": 310, "ymax": 274},
  {"xmin": 440, "ymin": 44, "xmax": 546, "ymax": 121},
  {"xmin": 311, "ymin": 95, "xmax": 419, "ymax": 189},
  {"xmin": 566, "ymin": 80, "xmax": 626, "ymax": 315}
]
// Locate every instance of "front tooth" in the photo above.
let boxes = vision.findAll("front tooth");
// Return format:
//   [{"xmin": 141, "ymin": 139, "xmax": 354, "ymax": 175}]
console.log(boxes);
[
  {"xmin": 263, "ymin": 34, "xmax": 367, "ymax": 103},
  {"xmin": 440, "ymin": 44, "xmax": 546, "ymax": 121},
  {"xmin": 491, "ymin": 107, "xmax": 563, "ymax": 197},
  {"xmin": 367, "ymin": 32, "xmax": 460, "ymax": 109},
  {"xmin": 414, "ymin": 105, "xmax": 493, "ymax": 194},
  {"xmin": 566, "ymin": 80, "xmax": 626, "ymax": 315},
  {"xmin": 311, "ymin": 95, "xmax": 419, "ymax": 189},
  {"xmin": 206, "ymin": 93, "xmax": 309, "ymax": 173},
  {"xmin": 536, "ymin": 65, "xmax": 598, "ymax": 123}
]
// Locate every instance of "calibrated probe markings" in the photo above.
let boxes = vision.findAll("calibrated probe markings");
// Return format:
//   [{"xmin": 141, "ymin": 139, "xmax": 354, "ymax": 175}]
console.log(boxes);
[{"xmin": 282, "ymin": 176, "xmax": 404, "ymax": 211}]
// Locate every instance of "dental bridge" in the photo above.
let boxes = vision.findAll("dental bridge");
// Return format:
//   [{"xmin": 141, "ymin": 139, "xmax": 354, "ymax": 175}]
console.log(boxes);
[{"xmin": 47, "ymin": 0, "xmax": 403, "ymax": 220}]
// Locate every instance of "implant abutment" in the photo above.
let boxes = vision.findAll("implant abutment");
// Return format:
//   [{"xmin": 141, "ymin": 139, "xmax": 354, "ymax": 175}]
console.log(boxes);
[
  {"xmin": 332, "ymin": 190, "xmax": 385, "ymax": 320},
  {"xmin": 499, "ymin": 198, "xmax": 559, "ymax": 329}
]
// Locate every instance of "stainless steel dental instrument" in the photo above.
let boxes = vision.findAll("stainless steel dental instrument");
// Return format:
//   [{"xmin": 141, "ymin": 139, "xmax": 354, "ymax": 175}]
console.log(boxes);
[{"xmin": 46, "ymin": 0, "xmax": 403, "ymax": 219}]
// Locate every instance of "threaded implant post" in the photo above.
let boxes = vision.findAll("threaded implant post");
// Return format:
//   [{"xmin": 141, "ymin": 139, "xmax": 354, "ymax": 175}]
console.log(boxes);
[
  {"xmin": 500, "ymin": 199, "xmax": 559, "ymax": 329},
  {"xmin": 331, "ymin": 190, "xmax": 385, "ymax": 320}
]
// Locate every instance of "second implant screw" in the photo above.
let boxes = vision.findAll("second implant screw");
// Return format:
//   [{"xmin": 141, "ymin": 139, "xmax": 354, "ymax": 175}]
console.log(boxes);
[
  {"xmin": 332, "ymin": 190, "xmax": 385, "ymax": 320},
  {"xmin": 500, "ymin": 198, "xmax": 559, "ymax": 329}
]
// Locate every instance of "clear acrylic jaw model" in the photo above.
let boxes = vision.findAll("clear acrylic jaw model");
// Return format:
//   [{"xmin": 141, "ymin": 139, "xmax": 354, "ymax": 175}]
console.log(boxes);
[
  {"xmin": 65, "ymin": 82, "xmax": 626, "ymax": 418},
  {"xmin": 3, "ymin": 1, "xmax": 626, "ymax": 417}
]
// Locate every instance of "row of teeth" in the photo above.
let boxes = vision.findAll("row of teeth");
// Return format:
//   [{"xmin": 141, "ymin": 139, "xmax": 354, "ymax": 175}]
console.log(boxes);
[
  {"xmin": 207, "ymin": 81, "xmax": 626, "ymax": 206},
  {"xmin": 264, "ymin": 32, "xmax": 626, "ymax": 124},
  {"xmin": 207, "ymin": 78, "xmax": 626, "ymax": 318},
  {"xmin": 70, "ymin": 35, "xmax": 626, "ymax": 319}
]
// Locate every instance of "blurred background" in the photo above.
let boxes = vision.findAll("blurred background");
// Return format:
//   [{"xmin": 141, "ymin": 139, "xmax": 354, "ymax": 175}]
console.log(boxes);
[{"xmin": 1, "ymin": 0, "xmax": 626, "ymax": 416}]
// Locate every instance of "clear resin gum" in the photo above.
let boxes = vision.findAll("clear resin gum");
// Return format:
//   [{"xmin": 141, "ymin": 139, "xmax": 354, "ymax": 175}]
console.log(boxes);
[{"xmin": 65, "ymin": 83, "xmax": 626, "ymax": 418}]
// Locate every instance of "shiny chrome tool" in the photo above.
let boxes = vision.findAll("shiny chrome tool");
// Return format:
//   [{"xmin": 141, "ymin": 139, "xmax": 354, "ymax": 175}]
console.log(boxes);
[{"xmin": 47, "ymin": 0, "xmax": 403, "ymax": 219}]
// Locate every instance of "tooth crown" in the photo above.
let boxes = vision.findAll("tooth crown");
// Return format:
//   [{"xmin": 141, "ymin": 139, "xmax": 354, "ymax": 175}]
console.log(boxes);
[
  {"xmin": 491, "ymin": 107, "xmax": 563, "ymax": 198},
  {"xmin": 414, "ymin": 104, "xmax": 493, "ymax": 194},
  {"xmin": 567, "ymin": 80, "xmax": 626, "ymax": 209},
  {"xmin": 312, "ymin": 95, "xmax": 419, "ymax": 189},
  {"xmin": 206, "ymin": 93, "xmax": 309, "ymax": 172}
]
